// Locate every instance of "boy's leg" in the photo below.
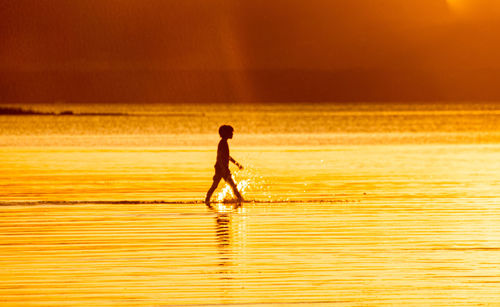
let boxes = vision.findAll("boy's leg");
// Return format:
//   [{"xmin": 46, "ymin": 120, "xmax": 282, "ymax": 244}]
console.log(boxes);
[
  {"xmin": 225, "ymin": 176, "xmax": 243, "ymax": 201},
  {"xmin": 206, "ymin": 175, "xmax": 222, "ymax": 203}
]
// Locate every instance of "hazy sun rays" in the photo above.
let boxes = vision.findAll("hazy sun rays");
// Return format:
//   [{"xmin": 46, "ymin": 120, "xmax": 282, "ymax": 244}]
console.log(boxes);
[
  {"xmin": 446, "ymin": 0, "xmax": 466, "ymax": 9},
  {"xmin": 447, "ymin": 0, "xmax": 471, "ymax": 16},
  {"xmin": 216, "ymin": 4, "xmax": 254, "ymax": 102},
  {"xmin": 447, "ymin": 0, "xmax": 500, "ymax": 18}
]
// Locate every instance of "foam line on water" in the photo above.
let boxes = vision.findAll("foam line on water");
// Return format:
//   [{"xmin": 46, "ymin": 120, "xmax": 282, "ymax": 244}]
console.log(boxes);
[{"xmin": 0, "ymin": 199, "xmax": 357, "ymax": 206}]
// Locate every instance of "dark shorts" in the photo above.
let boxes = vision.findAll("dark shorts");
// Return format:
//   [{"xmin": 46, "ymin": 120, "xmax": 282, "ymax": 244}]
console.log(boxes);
[{"xmin": 213, "ymin": 166, "xmax": 231, "ymax": 181}]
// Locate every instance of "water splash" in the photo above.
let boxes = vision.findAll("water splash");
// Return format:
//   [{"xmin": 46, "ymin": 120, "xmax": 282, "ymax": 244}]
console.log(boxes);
[{"xmin": 216, "ymin": 176, "xmax": 250, "ymax": 203}]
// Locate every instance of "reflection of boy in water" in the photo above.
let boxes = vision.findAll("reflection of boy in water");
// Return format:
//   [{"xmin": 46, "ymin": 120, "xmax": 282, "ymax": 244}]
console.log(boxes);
[{"xmin": 205, "ymin": 125, "xmax": 244, "ymax": 204}]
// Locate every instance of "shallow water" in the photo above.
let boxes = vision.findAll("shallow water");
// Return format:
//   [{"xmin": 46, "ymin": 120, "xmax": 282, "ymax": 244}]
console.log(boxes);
[
  {"xmin": 0, "ymin": 145, "xmax": 498, "ymax": 203},
  {"xmin": 1, "ymin": 102, "xmax": 499, "ymax": 305},
  {"xmin": 2, "ymin": 201, "xmax": 500, "ymax": 306}
]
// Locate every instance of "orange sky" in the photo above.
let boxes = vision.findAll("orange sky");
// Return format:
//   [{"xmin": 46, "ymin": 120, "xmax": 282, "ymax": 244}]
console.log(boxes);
[{"xmin": 1, "ymin": 0, "xmax": 500, "ymax": 102}]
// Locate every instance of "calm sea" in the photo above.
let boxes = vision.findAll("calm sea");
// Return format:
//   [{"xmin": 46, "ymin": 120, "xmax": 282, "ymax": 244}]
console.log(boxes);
[{"xmin": 1, "ymin": 102, "xmax": 499, "ymax": 305}]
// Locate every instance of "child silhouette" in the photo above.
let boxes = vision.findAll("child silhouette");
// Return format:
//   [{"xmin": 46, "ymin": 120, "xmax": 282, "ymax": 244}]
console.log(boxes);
[{"xmin": 205, "ymin": 125, "xmax": 244, "ymax": 204}]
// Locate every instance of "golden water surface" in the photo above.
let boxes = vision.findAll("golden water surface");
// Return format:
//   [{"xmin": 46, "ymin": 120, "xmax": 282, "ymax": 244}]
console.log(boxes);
[
  {"xmin": 1, "ymin": 103, "xmax": 499, "ymax": 305},
  {"xmin": 1, "ymin": 200, "xmax": 500, "ymax": 306}
]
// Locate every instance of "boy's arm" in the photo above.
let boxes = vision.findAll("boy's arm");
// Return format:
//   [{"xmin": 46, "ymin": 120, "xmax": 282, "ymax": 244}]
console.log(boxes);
[{"xmin": 230, "ymin": 156, "xmax": 244, "ymax": 170}]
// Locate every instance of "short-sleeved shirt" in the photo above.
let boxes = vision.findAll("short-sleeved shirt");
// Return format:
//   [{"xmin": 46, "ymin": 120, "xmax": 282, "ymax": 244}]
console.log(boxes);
[{"xmin": 215, "ymin": 139, "xmax": 229, "ymax": 169}]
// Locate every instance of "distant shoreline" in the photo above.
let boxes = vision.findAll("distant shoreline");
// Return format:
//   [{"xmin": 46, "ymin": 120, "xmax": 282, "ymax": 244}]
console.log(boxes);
[{"xmin": 0, "ymin": 106, "xmax": 126, "ymax": 116}]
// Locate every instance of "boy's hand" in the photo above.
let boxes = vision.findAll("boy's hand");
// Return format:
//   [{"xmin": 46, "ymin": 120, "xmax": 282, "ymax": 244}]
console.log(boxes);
[{"xmin": 236, "ymin": 162, "xmax": 244, "ymax": 170}]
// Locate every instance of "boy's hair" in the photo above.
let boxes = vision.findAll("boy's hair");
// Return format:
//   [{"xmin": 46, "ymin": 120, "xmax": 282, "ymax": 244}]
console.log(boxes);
[{"xmin": 219, "ymin": 125, "xmax": 234, "ymax": 138}]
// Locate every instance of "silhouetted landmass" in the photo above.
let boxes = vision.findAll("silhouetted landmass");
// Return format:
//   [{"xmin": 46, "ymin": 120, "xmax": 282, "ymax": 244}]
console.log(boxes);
[
  {"xmin": 0, "ymin": 106, "xmax": 53, "ymax": 115},
  {"xmin": 0, "ymin": 106, "xmax": 127, "ymax": 116}
]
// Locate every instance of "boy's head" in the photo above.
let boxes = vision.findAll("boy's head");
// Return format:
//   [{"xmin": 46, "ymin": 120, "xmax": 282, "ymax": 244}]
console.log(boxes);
[{"xmin": 219, "ymin": 125, "xmax": 234, "ymax": 139}]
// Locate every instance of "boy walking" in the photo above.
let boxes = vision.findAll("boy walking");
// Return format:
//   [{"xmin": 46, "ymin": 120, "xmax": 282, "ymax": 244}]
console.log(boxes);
[{"xmin": 205, "ymin": 125, "xmax": 244, "ymax": 204}]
